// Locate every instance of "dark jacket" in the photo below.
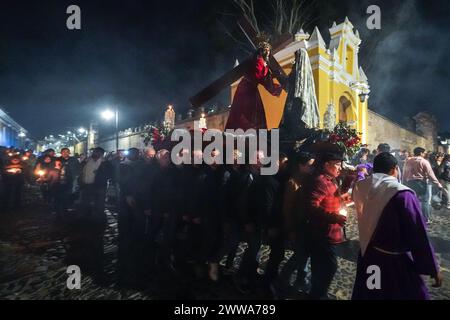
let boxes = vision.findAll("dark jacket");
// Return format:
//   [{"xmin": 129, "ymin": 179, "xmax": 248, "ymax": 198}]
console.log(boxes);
[
  {"xmin": 244, "ymin": 168, "xmax": 281, "ymax": 228},
  {"xmin": 223, "ymin": 166, "xmax": 251, "ymax": 221},
  {"xmin": 441, "ymin": 161, "xmax": 450, "ymax": 182},
  {"xmin": 59, "ymin": 156, "xmax": 80, "ymax": 183}
]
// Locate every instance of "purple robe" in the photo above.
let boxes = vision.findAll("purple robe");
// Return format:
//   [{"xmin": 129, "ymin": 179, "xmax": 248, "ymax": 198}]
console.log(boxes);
[{"xmin": 352, "ymin": 190, "xmax": 439, "ymax": 300}]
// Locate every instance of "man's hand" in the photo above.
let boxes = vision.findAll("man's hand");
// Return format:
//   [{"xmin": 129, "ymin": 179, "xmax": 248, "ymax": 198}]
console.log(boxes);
[
  {"xmin": 432, "ymin": 271, "xmax": 443, "ymax": 288},
  {"xmin": 334, "ymin": 214, "xmax": 347, "ymax": 226},
  {"xmin": 341, "ymin": 193, "xmax": 352, "ymax": 203}
]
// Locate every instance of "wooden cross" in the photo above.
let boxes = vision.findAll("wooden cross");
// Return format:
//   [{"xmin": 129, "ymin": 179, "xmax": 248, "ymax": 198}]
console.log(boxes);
[{"xmin": 189, "ymin": 15, "xmax": 292, "ymax": 108}]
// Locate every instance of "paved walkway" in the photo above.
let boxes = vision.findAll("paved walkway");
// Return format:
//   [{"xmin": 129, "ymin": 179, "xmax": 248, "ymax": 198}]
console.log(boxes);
[{"xmin": 1, "ymin": 188, "xmax": 449, "ymax": 300}]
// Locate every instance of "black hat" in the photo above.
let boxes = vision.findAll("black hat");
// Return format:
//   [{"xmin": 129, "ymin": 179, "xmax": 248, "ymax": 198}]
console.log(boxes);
[{"xmin": 318, "ymin": 151, "xmax": 345, "ymax": 163}]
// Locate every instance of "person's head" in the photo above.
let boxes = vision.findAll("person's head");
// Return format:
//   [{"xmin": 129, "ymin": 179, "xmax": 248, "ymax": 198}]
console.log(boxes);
[
  {"xmin": 318, "ymin": 152, "xmax": 344, "ymax": 178},
  {"xmin": 91, "ymin": 147, "xmax": 105, "ymax": 160},
  {"xmin": 360, "ymin": 148, "xmax": 370, "ymax": 157},
  {"xmin": 250, "ymin": 150, "xmax": 265, "ymax": 173},
  {"xmin": 292, "ymin": 152, "xmax": 315, "ymax": 175},
  {"xmin": 373, "ymin": 152, "xmax": 399, "ymax": 178},
  {"xmin": 277, "ymin": 152, "xmax": 289, "ymax": 173},
  {"xmin": 257, "ymin": 42, "xmax": 271, "ymax": 61},
  {"xmin": 377, "ymin": 143, "xmax": 391, "ymax": 155},
  {"xmin": 43, "ymin": 155, "xmax": 52, "ymax": 164},
  {"xmin": 127, "ymin": 148, "xmax": 140, "ymax": 161},
  {"xmin": 145, "ymin": 147, "xmax": 156, "ymax": 159},
  {"xmin": 10, "ymin": 155, "xmax": 21, "ymax": 165},
  {"xmin": 54, "ymin": 159, "xmax": 62, "ymax": 170},
  {"xmin": 60, "ymin": 148, "xmax": 71, "ymax": 159},
  {"xmin": 436, "ymin": 152, "xmax": 444, "ymax": 163},
  {"xmin": 46, "ymin": 149, "xmax": 56, "ymax": 157},
  {"xmin": 156, "ymin": 149, "xmax": 171, "ymax": 168},
  {"xmin": 209, "ymin": 149, "xmax": 222, "ymax": 169},
  {"xmin": 413, "ymin": 147, "xmax": 426, "ymax": 157},
  {"xmin": 24, "ymin": 150, "xmax": 33, "ymax": 156}
]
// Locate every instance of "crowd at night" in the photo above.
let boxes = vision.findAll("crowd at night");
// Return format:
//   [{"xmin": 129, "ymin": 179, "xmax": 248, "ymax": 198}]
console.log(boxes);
[
  {"xmin": 0, "ymin": 0, "xmax": 449, "ymax": 306},
  {"xmin": 0, "ymin": 142, "xmax": 448, "ymax": 299}
]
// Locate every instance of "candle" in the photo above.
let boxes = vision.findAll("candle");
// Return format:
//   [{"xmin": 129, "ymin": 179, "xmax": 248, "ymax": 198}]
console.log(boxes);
[{"xmin": 37, "ymin": 170, "xmax": 45, "ymax": 177}]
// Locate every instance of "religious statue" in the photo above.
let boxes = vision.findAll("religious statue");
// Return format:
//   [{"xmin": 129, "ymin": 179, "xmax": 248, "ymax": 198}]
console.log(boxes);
[
  {"xmin": 280, "ymin": 48, "xmax": 320, "ymax": 140},
  {"xmin": 225, "ymin": 41, "xmax": 284, "ymax": 130},
  {"xmin": 323, "ymin": 103, "xmax": 337, "ymax": 131}
]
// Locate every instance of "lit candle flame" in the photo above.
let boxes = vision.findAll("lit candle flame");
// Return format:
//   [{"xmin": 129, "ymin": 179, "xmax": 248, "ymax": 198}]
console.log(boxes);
[{"xmin": 37, "ymin": 170, "xmax": 45, "ymax": 177}]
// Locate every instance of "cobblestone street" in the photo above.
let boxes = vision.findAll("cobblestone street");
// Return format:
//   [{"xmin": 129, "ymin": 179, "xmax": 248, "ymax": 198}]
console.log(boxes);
[{"xmin": 1, "ymin": 187, "xmax": 449, "ymax": 300}]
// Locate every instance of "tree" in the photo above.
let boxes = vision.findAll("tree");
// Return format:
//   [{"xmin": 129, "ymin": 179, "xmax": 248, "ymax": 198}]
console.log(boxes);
[{"xmin": 229, "ymin": 0, "xmax": 318, "ymax": 37}]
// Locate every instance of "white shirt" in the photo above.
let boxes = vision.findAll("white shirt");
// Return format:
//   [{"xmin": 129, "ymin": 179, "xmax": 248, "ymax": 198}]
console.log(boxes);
[{"xmin": 81, "ymin": 158, "xmax": 102, "ymax": 184}]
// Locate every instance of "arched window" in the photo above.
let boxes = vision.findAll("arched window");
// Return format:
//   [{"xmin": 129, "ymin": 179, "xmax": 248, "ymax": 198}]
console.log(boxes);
[{"xmin": 339, "ymin": 96, "xmax": 352, "ymax": 123}]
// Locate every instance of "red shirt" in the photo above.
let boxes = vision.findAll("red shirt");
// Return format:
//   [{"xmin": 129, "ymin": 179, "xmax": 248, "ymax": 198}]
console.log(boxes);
[{"xmin": 306, "ymin": 173, "xmax": 344, "ymax": 244}]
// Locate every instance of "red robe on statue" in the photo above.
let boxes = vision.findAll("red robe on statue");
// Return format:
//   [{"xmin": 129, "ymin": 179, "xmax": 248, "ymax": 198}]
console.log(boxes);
[{"xmin": 225, "ymin": 55, "xmax": 282, "ymax": 131}]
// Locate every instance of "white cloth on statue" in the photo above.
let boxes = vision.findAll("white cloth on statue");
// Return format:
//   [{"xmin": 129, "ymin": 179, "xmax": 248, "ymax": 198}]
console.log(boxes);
[
  {"xmin": 294, "ymin": 48, "xmax": 320, "ymax": 128},
  {"xmin": 353, "ymin": 173, "xmax": 412, "ymax": 256},
  {"xmin": 81, "ymin": 158, "xmax": 102, "ymax": 185}
]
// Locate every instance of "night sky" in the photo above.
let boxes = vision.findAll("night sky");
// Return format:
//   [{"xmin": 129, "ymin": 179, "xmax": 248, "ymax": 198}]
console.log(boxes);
[{"xmin": 0, "ymin": 0, "xmax": 449, "ymax": 139}]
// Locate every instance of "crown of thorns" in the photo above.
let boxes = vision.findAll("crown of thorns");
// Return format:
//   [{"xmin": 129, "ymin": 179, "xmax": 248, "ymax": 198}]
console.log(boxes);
[{"xmin": 255, "ymin": 33, "xmax": 271, "ymax": 50}]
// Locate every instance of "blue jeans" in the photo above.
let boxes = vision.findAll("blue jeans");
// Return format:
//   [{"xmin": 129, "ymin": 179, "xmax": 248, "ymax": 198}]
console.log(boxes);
[{"xmin": 420, "ymin": 184, "xmax": 432, "ymax": 222}]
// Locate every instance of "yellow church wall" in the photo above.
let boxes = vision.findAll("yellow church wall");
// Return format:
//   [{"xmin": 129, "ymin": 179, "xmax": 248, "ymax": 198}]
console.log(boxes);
[
  {"xmin": 346, "ymin": 45, "xmax": 354, "ymax": 74},
  {"xmin": 229, "ymin": 19, "xmax": 369, "ymax": 140}
]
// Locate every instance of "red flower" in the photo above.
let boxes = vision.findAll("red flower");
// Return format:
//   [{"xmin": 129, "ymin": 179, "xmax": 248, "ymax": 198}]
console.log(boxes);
[{"xmin": 329, "ymin": 134, "xmax": 338, "ymax": 143}]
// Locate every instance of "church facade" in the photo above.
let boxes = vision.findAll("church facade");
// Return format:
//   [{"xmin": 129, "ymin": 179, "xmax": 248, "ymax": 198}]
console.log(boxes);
[
  {"xmin": 232, "ymin": 17, "xmax": 370, "ymax": 143},
  {"xmin": 176, "ymin": 18, "xmax": 436, "ymax": 152}
]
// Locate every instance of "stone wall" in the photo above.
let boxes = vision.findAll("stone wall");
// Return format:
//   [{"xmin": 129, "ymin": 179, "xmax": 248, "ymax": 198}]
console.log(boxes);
[
  {"xmin": 175, "ymin": 109, "xmax": 230, "ymax": 131},
  {"xmin": 367, "ymin": 109, "xmax": 433, "ymax": 152},
  {"xmin": 96, "ymin": 131, "xmax": 147, "ymax": 152},
  {"xmin": 413, "ymin": 112, "xmax": 438, "ymax": 151}
]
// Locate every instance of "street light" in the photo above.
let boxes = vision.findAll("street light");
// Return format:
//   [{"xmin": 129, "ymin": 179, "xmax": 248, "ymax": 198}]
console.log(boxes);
[
  {"xmin": 78, "ymin": 127, "xmax": 86, "ymax": 134},
  {"xmin": 101, "ymin": 107, "xmax": 119, "ymax": 152}
]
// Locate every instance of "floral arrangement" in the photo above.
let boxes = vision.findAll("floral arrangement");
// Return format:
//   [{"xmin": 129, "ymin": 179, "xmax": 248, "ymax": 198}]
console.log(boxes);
[
  {"xmin": 141, "ymin": 122, "xmax": 170, "ymax": 147},
  {"xmin": 327, "ymin": 122, "xmax": 362, "ymax": 157}
]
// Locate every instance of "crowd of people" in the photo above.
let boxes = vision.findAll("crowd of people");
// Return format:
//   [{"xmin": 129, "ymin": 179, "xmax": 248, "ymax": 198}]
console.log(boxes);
[{"xmin": 0, "ymin": 142, "xmax": 447, "ymax": 299}]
